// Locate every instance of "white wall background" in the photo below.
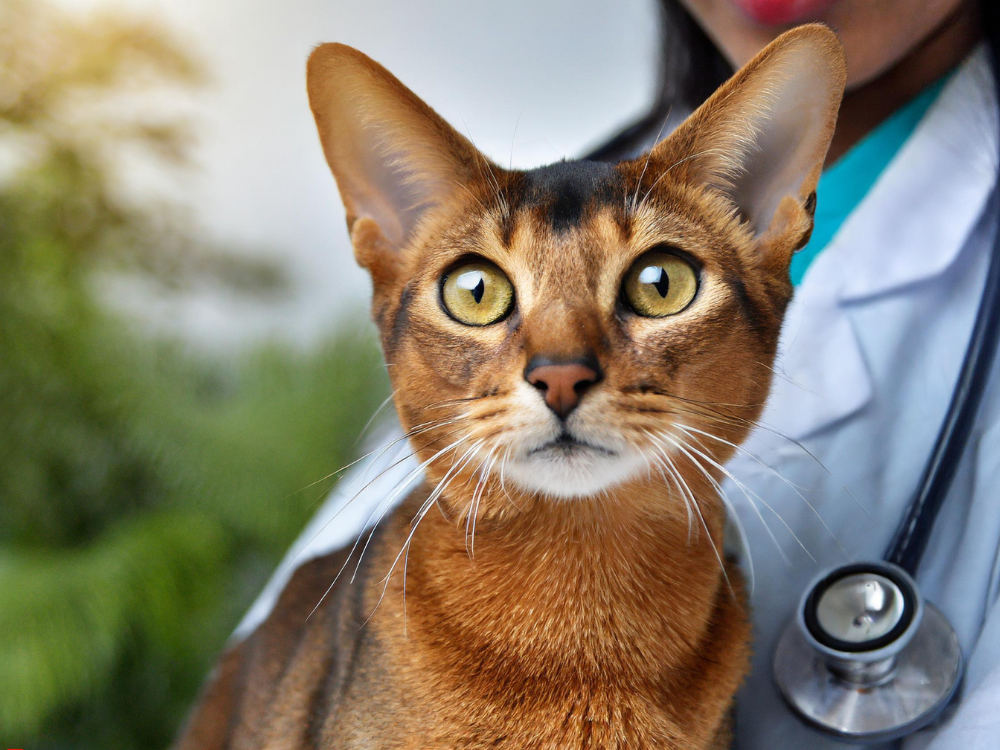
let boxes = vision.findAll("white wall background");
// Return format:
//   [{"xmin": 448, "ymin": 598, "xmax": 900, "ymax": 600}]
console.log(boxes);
[{"xmin": 60, "ymin": 0, "xmax": 660, "ymax": 343}]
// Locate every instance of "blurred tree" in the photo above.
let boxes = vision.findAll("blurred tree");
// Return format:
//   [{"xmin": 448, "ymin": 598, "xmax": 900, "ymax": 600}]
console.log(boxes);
[{"xmin": 0, "ymin": 0, "xmax": 388, "ymax": 746}]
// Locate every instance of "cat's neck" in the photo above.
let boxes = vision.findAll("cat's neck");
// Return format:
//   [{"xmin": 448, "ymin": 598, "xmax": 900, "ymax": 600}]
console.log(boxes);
[
  {"xmin": 369, "ymin": 476, "xmax": 747, "ymax": 745},
  {"xmin": 381, "ymin": 474, "xmax": 735, "ymax": 685}
]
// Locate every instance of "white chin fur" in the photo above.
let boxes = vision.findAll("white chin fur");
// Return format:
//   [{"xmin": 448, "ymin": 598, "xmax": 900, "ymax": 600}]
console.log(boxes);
[{"xmin": 504, "ymin": 445, "xmax": 647, "ymax": 499}]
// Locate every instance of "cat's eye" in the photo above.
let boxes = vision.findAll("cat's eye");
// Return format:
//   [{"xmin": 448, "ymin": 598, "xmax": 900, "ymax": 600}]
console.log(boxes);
[
  {"xmin": 622, "ymin": 251, "xmax": 698, "ymax": 317},
  {"xmin": 441, "ymin": 259, "xmax": 514, "ymax": 326}
]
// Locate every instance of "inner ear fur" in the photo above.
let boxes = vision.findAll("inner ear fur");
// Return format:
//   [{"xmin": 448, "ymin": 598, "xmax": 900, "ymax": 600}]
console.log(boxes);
[
  {"xmin": 653, "ymin": 24, "xmax": 846, "ymax": 257},
  {"xmin": 307, "ymin": 43, "xmax": 493, "ymax": 276}
]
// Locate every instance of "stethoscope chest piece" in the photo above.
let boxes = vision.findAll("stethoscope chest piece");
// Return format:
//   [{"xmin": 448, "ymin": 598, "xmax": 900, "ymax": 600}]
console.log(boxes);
[{"xmin": 774, "ymin": 562, "xmax": 963, "ymax": 744}]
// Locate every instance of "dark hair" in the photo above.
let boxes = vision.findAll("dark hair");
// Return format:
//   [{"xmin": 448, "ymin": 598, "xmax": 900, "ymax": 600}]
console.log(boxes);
[{"xmin": 587, "ymin": 0, "xmax": 1000, "ymax": 163}]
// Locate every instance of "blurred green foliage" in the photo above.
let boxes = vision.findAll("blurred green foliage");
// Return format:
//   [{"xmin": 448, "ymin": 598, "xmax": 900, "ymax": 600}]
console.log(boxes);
[{"xmin": 0, "ymin": 0, "xmax": 388, "ymax": 746}]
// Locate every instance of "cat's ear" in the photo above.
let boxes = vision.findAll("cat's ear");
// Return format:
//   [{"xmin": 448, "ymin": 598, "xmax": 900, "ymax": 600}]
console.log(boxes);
[
  {"xmin": 307, "ymin": 44, "xmax": 488, "ymax": 277},
  {"xmin": 655, "ymin": 24, "xmax": 845, "ymax": 250}
]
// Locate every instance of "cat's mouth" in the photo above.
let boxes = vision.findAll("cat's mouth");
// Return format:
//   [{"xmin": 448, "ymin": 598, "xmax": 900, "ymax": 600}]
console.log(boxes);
[
  {"xmin": 506, "ymin": 427, "xmax": 644, "ymax": 498},
  {"xmin": 528, "ymin": 431, "xmax": 617, "ymax": 458}
]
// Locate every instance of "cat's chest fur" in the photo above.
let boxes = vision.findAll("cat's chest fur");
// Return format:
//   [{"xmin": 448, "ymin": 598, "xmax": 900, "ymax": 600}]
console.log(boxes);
[{"xmin": 182, "ymin": 489, "xmax": 747, "ymax": 750}]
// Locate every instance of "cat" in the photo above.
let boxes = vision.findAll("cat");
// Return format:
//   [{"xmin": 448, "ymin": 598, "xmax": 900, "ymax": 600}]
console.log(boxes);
[{"xmin": 173, "ymin": 24, "xmax": 844, "ymax": 750}]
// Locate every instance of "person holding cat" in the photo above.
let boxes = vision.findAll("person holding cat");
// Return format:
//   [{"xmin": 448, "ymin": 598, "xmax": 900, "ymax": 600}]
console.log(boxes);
[{"xmin": 176, "ymin": 1, "xmax": 1000, "ymax": 748}]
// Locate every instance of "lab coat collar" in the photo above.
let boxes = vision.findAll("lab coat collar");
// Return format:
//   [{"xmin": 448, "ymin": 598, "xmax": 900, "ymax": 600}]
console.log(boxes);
[{"xmin": 830, "ymin": 46, "xmax": 998, "ymax": 303}]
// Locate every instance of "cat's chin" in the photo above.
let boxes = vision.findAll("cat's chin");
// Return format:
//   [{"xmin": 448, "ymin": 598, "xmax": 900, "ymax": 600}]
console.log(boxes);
[{"xmin": 504, "ymin": 441, "xmax": 647, "ymax": 500}]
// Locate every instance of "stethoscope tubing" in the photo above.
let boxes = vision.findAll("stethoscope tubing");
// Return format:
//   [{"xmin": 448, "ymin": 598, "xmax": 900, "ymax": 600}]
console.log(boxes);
[{"xmin": 884, "ymin": 185, "xmax": 1000, "ymax": 574}]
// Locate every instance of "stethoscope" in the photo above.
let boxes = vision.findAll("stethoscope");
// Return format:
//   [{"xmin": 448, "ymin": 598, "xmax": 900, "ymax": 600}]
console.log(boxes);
[
  {"xmin": 584, "ymin": 85, "xmax": 1000, "ymax": 746},
  {"xmin": 772, "ymin": 183, "xmax": 1000, "ymax": 744}
]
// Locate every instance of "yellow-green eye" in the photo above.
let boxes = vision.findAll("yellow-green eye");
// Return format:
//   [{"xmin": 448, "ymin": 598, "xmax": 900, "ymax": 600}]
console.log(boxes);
[
  {"xmin": 622, "ymin": 251, "xmax": 698, "ymax": 317},
  {"xmin": 441, "ymin": 260, "xmax": 514, "ymax": 326}
]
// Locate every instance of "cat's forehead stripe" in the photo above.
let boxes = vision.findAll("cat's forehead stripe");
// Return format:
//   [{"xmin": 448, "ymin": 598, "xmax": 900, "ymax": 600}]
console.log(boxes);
[{"xmin": 519, "ymin": 160, "xmax": 618, "ymax": 233}]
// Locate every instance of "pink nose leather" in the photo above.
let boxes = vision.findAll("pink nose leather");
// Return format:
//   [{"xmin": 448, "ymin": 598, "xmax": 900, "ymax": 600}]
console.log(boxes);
[{"xmin": 527, "ymin": 363, "xmax": 600, "ymax": 419}]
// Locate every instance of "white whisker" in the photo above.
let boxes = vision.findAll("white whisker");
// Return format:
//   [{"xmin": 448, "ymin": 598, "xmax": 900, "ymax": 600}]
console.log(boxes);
[
  {"xmin": 677, "ymin": 424, "xmax": 850, "ymax": 560},
  {"xmin": 467, "ymin": 446, "xmax": 499, "ymax": 560},
  {"xmin": 292, "ymin": 424, "xmax": 469, "ymax": 579},
  {"xmin": 664, "ymin": 432, "xmax": 813, "ymax": 564},
  {"xmin": 352, "ymin": 389, "xmax": 398, "ymax": 448},
  {"xmin": 304, "ymin": 434, "xmax": 471, "ymax": 622},
  {"xmin": 376, "ymin": 440, "xmax": 486, "ymax": 633},
  {"xmin": 650, "ymin": 439, "xmax": 734, "ymax": 596},
  {"xmin": 642, "ymin": 429, "xmax": 694, "ymax": 541},
  {"xmin": 284, "ymin": 415, "xmax": 456, "ymax": 503},
  {"xmin": 649, "ymin": 430, "xmax": 756, "ymax": 595}
]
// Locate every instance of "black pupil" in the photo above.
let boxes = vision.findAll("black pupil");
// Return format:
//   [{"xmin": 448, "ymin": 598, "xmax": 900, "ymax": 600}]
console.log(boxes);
[
  {"xmin": 649, "ymin": 267, "xmax": 669, "ymax": 298},
  {"xmin": 471, "ymin": 276, "xmax": 485, "ymax": 304}
]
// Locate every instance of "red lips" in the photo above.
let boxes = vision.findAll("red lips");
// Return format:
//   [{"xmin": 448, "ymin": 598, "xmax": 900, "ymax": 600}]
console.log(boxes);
[{"xmin": 731, "ymin": 0, "xmax": 839, "ymax": 25}]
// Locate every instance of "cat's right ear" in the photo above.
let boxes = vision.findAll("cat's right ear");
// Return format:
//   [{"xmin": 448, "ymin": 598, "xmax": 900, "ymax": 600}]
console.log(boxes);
[
  {"xmin": 307, "ymin": 44, "xmax": 487, "ymax": 282},
  {"xmin": 649, "ymin": 24, "xmax": 846, "ymax": 268}
]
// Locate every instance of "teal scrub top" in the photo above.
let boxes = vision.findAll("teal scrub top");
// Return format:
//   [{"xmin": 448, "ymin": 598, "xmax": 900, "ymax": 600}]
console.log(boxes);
[{"xmin": 791, "ymin": 75, "xmax": 952, "ymax": 286}]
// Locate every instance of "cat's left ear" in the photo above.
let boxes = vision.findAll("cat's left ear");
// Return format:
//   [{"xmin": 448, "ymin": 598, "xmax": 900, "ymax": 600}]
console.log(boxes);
[
  {"xmin": 653, "ymin": 24, "xmax": 846, "ymax": 256},
  {"xmin": 307, "ymin": 44, "xmax": 490, "ymax": 281}
]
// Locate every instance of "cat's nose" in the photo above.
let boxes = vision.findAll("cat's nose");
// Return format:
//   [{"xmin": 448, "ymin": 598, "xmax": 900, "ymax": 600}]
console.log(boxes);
[{"xmin": 525, "ymin": 356, "xmax": 602, "ymax": 419}]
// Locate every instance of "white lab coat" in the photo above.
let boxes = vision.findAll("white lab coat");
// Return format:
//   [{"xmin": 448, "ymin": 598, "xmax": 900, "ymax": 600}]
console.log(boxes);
[
  {"xmin": 730, "ymin": 47, "xmax": 1000, "ymax": 750},
  {"xmin": 236, "ymin": 47, "xmax": 1000, "ymax": 749}
]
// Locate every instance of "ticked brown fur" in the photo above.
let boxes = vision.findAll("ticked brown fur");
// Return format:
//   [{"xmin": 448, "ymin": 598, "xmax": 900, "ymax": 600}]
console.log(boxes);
[{"xmin": 174, "ymin": 25, "xmax": 845, "ymax": 750}]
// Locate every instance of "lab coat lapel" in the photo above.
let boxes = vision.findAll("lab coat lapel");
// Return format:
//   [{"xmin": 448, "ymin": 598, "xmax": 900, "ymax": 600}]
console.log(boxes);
[
  {"xmin": 765, "ymin": 278, "xmax": 871, "ymax": 441},
  {"xmin": 834, "ymin": 47, "xmax": 997, "ymax": 302},
  {"xmin": 764, "ymin": 47, "xmax": 997, "ymax": 442}
]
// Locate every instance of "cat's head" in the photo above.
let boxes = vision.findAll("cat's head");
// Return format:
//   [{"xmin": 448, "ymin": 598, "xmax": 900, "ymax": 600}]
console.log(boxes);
[{"xmin": 307, "ymin": 26, "xmax": 844, "ymax": 508}]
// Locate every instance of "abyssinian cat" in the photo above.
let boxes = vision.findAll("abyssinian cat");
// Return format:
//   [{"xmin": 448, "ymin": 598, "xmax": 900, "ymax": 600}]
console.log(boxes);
[{"xmin": 174, "ymin": 24, "xmax": 844, "ymax": 750}]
